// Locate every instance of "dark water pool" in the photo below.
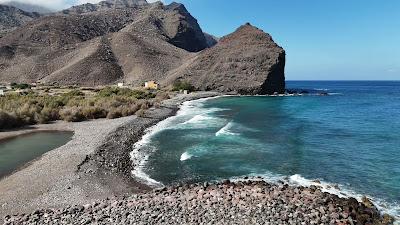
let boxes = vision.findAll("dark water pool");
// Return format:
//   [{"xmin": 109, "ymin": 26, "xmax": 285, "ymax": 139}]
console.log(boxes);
[{"xmin": 0, "ymin": 131, "xmax": 73, "ymax": 179}]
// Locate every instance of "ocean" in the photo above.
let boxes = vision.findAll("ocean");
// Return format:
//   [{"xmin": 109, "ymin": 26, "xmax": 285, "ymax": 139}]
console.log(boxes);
[{"xmin": 131, "ymin": 81, "xmax": 400, "ymax": 218}]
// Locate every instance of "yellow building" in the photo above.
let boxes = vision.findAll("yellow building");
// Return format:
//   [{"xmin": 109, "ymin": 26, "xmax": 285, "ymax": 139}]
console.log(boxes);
[{"xmin": 144, "ymin": 81, "xmax": 159, "ymax": 90}]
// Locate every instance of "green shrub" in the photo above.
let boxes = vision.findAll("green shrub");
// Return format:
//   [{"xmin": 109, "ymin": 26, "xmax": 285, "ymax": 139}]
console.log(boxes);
[
  {"xmin": 0, "ymin": 87, "xmax": 164, "ymax": 129},
  {"xmin": 11, "ymin": 83, "xmax": 31, "ymax": 90},
  {"xmin": 97, "ymin": 87, "xmax": 156, "ymax": 99},
  {"xmin": 63, "ymin": 90, "xmax": 84, "ymax": 97},
  {"xmin": 172, "ymin": 80, "xmax": 195, "ymax": 92}
]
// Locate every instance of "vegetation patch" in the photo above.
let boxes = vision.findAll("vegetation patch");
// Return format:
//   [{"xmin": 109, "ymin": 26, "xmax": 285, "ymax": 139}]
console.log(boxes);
[
  {"xmin": 0, "ymin": 87, "xmax": 168, "ymax": 130},
  {"xmin": 172, "ymin": 80, "xmax": 195, "ymax": 92}
]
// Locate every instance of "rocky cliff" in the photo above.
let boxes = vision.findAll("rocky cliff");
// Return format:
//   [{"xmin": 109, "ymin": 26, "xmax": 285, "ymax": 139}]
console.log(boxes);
[
  {"xmin": 167, "ymin": 23, "xmax": 285, "ymax": 94},
  {"xmin": 0, "ymin": 0, "xmax": 286, "ymax": 94}
]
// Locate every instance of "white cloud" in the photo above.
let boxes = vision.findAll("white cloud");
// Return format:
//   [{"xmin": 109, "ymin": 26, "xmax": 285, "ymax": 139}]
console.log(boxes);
[{"xmin": 0, "ymin": 0, "xmax": 164, "ymax": 10}]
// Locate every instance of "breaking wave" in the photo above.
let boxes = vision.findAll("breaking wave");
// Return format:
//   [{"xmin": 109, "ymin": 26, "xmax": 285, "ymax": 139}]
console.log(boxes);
[
  {"xmin": 215, "ymin": 122, "xmax": 240, "ymax": 137},
  {"xmin": 180, "ymin": 152, "xmax": 193, "ymax": 161}
]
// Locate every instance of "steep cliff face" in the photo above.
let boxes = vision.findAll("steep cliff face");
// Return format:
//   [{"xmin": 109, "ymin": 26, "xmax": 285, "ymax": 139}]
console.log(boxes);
[
  {"xmin": 163, "ymin": 3, "xmax": 208, "ymax": 52},
  {"xmin": 166, "ymin": 24, "xmax": 286, "ymax": 94}
]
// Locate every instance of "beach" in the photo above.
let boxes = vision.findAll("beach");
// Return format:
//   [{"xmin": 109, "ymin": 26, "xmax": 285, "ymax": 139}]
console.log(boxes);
[
  {"xmin": 0, "ymin": 91, "xmax": 395, "ymax": 224},
  {"xmin": 0, "ymin": 92, "xmax": 219, "ymax": 218}
]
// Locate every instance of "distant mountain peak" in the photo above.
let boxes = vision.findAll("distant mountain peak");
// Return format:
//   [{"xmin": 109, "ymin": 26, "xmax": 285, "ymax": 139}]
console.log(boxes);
[
  {"xmin": 60, "ymin": 0, "xmax": 149, "ymax": 15},
  {"xmin": 1, "ymin": 1, "xmax": 52, "ymax": 13},
  {"xmin": 104, "ymin": 0, "xmax": 148, "ymax": 7}
]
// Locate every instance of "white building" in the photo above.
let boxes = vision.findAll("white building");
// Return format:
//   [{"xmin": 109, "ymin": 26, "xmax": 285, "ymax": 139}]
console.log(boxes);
[{"xmin": 0, "ymin": 90, "xmax": 4, "ymax": 96}]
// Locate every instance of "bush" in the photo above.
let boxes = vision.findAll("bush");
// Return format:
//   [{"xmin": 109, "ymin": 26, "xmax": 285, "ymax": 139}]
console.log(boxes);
[
  {"xmin": 107, "ymin": 109, "xmax": 122, "ymax": 119},
  {"xmin": 81, "ymin": 107, "xmax": 107, "ymax": 119},
  {"xmin": 60, "ymin": 107, "xmax": 85, "ymax": 122},
  {"xmin": 11, "ymin": 83, "xmax": 30, "ymax": 90},
  {"xmin": 63, "ymin": 90, "xmax": 84, "ymax": 97},
  {"xmin": 0, "ymin": 86, "xmax": 161, "ymax": 129},
  {"xmin": 172, "ymin": 80, "xmax": 195, "ymax": 92},
  {"xmin": 97, "ymin": 87, "xmax": 156, "ymax": 99},
  {"xmin": 0, "ymin": 111, "xmax": 22, "ymax": 130},
  {"xmin": 135, "ymin": 109, "xmax": 145, "ymax": 117}
]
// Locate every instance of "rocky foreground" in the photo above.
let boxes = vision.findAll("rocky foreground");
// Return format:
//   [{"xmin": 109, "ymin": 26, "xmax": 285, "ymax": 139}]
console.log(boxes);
[{"xmin": 4, "ymin": 180, "xmax": 394, "ymax": 225}]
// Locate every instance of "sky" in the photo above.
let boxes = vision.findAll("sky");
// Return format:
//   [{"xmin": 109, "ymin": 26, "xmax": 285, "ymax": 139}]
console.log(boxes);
[{"xmin": 1, "ymin": 0, "xmax": 399, "ymax": 80}]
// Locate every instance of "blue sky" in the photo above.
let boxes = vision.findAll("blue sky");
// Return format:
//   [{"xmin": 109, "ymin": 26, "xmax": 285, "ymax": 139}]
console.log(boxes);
[{"xmin": 165, "ymin": 0, "xmax": 400, "ymax": 80}]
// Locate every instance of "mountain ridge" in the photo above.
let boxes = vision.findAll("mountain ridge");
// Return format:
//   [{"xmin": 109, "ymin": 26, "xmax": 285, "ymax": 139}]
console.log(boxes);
[{"xmin": 0, "ymin": 1, "xmax": 286, "ymax": 94}]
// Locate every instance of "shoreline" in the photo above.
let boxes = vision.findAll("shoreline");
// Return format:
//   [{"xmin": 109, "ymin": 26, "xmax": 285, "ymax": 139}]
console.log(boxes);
[
  {"xmin": 0, "ymin": 123, "xmax": 74, "ymax": 143},
  {"xmin": 4, "ymin": 179, "xmax": 394, "ymax": 224},
  {"xmin": 0, "ymin": 92, "xmax": 220, "ymax": 218},
  {"xmin": 0, "ymin": 92, "xmax": 396, "ymax": 223}
]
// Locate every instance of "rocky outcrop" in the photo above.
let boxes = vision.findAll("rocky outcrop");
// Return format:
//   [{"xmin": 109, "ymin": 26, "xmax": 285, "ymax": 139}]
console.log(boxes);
[
  {"xmin": 167, "ymin": 23, "xmax": 286, "ymax": 94},
  {"xmin": 59, "ymin": 0, "xmax": 148, "ymax": 15},
  {"xmin": 0, "ymin": 4, "xmax": 40, "ymax": 37}
]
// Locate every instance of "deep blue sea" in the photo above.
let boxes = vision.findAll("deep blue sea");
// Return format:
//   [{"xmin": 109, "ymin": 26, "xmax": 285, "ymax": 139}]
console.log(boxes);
[{"xmin": 132, "ymin": 81, "xmax": 400, "ymax": 218}]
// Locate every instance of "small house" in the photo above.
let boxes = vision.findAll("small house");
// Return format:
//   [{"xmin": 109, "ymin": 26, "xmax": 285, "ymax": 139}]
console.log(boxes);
[
  {"xmin": 0, "ymin": 90, "xmax": 4, "ymax": 96},
  {"xmin": 144, "ymin": 81, "xmax": 159, "ymax": 90},
  {"xmin": 117, "ymin": 82, "xmax": 124, "ymax": 88}
]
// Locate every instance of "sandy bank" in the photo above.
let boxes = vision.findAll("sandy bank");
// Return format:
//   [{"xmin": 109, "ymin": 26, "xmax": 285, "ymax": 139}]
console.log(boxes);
[{"xmin": 0, "ymin": 92, "xmax": 220, "ymax": 218}]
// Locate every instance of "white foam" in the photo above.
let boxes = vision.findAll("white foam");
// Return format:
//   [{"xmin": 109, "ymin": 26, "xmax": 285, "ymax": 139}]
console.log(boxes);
[
  {"xmin": 216, "ymin": 122, "xmax": 239, "ymax": 137},
  {"xmin": 180, "ymin": 152, "xmax": 193, "ymax": 161},
  {"xmin": 130, "ymin": 95, "xmax": 224, "ymax": 187},
  {"xmin": 230, "ymin": 173, "xmax": 399, "ymax": 221},
  {"xmin": 286, "ymin": 174, "xmax": 400, "ymax": 221}
]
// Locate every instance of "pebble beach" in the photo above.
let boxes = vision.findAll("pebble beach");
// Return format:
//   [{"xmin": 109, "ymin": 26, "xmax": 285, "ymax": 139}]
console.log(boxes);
[{"xmin": 0, "ymin": 92, "xmax": 396, "ymax": 224}]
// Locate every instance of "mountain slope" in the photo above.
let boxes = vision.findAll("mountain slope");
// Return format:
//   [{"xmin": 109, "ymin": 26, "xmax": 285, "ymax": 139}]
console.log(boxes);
[
  {"xmin": 1, "ymin": 1, "xmax": 52, "ymax": 13},
  {"xmin": 0, "ymin": 4, "xmax": 39, "ymax": 37},
  {"xmin": 0, "ymin": 2, "xmax": 285, "ymax": 94},
  {"xmin": 59, "ymin": 0, "xmax": 148, "ymax": 15},
  {"xmin": 166, "ymin": 24, "xmax": 286, "ymax": 94}
]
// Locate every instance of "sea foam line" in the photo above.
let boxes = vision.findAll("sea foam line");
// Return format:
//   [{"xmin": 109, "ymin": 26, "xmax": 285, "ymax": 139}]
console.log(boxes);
[{"xmin": 130, "ymin": 95, "xmax": 224, "ymax": 187}]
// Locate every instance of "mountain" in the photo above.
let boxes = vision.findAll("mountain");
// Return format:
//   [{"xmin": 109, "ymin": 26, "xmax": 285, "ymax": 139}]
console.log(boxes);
[
  {"xmin": 0, "ymin": 4, "xmax": 40, "ymax": 37},
  {"xmin": 203, "ymin": 32, "xmax": 219, "ymax": 47},
  {"xmin": 59, "ymin": 0, "xmax": 148, "ymax": 15},
  {"xmin": 0, "ymin": 1, "xmax": 286, "ymax": 94},
  {"xmin": 1, "ymin": 1, "xmax": 52, "ymax": 13},
  {"xmin": 165, "ymin": 24, "xmax": 285, "ymax": 94}
]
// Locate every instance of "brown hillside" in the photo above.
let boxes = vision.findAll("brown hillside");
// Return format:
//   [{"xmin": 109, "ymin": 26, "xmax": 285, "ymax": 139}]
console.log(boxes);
[{"xmin": 0, "ymin": 1, "xmax": 285, "ymax": 94}]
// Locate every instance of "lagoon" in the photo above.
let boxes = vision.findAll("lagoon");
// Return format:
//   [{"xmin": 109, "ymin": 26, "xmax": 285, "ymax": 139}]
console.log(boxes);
[{"xmin": 0, "ymin": 131, "xmax": 73, "ymax": 179}]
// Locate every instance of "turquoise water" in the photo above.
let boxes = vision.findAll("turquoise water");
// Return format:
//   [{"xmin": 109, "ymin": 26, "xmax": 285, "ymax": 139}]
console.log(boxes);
[
  {"xmin": 133, "ymin": 81, "xmax": 400, "ymax": 217},
  {"xmin": 0, "ymin": 131, "xmax": 73, "ymax": 179}
]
